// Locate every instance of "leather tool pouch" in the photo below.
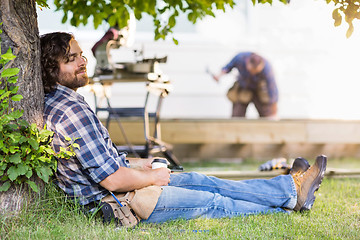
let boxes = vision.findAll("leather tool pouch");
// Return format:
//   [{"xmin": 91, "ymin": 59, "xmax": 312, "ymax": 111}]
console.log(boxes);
[
  {"xmin": 226, "ymin": 81, "xmax": 240, "ymax": 103},
  {"xmin": 257, "ymin": 80, "xmax": 270, "ymax": 104},
  {"xmin": 100, "ymin": 185, "xmax": 162, "ymax": 227},
  {"xmin": 227, "ymin": 81, "xmax": 253, "ymax": 104},
  {"xmin": 238, "ymin": 89, "xmax": 253, "ymax": 104},
  {"xmin": 100, "ymin": 200, "xmax": 139, "ymax": 228}
]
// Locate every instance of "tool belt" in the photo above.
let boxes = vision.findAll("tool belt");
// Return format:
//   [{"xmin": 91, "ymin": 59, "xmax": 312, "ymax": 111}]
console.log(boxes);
[
  {"xmin": 227, "ymin": 80, "xmax": 270, "ymax": 104},
  {"xmin": 227, "ymin": 81, "xmax": 253, "ymax": 104},
  {"xmin": 257, "ymin": 80, "xmax": 270, "ymax": 104},
  {"xmin": 100, "ymin": 185, "xmax": 163, "ymax": 228}
]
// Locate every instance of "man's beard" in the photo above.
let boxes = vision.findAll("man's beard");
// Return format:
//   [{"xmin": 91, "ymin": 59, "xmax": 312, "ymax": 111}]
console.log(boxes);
[{"xmin": 58, "ymin": 67, "xmax": 89, "ymax": 90}]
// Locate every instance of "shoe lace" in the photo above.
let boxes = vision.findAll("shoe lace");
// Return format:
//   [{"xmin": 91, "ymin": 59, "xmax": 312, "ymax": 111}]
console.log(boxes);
[{"xmin": 292, "ymin": 166, "xmax": 312, "ymax": 195}]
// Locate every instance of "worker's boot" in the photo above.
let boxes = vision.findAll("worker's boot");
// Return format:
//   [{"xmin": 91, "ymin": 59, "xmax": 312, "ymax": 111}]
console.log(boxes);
[
  {"xmin": 289, "ymin": 157, "xmax": 310, "ymax": 175},
  {"xmin": 293, "ymin": 155, "xmax": 327, "ymax": 212}
]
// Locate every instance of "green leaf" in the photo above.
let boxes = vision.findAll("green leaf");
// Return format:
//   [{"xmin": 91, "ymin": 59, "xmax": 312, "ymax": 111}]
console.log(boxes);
[
  {"xmin": 7, "ymin": 110, "xmax": 23, "ymax": 119},
  {"xmin": 172, "ymin": 37, "xmax": 179, "ymax": 45},
  {"xmin": 169, "ymin": 15, "xmax": 176, "ymax": 28},
  {"xmin": 1, "ymin": 48, "xmax": 16, "ymax": 61},
  {"xmin": 30, "ymin": 123, "xmax": 38, "ymax": 133},
  {"xmin": 36, "ymin": 166, "xmax": 53, "ymax": 183},
  {"xmin": 0, "ymin": 163, "xmax": 7, "ymax": 170},
  {"xmin": 108, "ymin": 15, "xmax": 116, "ymax": 26},
  {"xmin": 28, "ymin": 138, "xmax": 39, "ymax": 150},
  {"xmin": 7, "ymin": 164, "xmax": 27, "ymax": 181},
  {"xmin": 38, "ymin": 156, "xmax": 50, "ymax": 162},
  {"xmin": 25, "ymin": 169, "xmax": 33, "ymax": 178},
  {"xmin": 18, "ymin": 119, "xmax": 30, "ymax": 128},
  {"xmin": 0, "ymin": 175, "xmax": 8, "ymax": 181},
  {"xmin": 8, "ymin": 75, "xmax": 18, "ymax": 84},
  {"xmin": 2, "ymin": 147, "xmax": 9, "ymax": 154},
  {"xmin": 6, "ymin": 124, "xmax": 18, "ymax": 131},
  {"xmin": 10, "ymin": 85, "xmax": 19, "ymax": 93},
  {"xmin": 8, "ymin": 153, "xmax": 22, "ymax": 164},
  {"xmin": 44, "ymin": 147, "xmax": 55, "ymax": 155},
  {"xmin": 39, "ymin": 128, "xmax": 54, "ymax": 140},
  {"xmin": 61, "ymin": 12, "xmax": 68, "ymax": 24},
  {"xmin": 1, "ymin": 68, "xmax": 19, "ymax": 78},
  {"xmin": 36, "ymin": 0, "xmax": 49, "ymax": 8},
  {"xmin": 64, "ymin": 136, "xmax": 72, "ymax": 142},
  {"xmin": 0, "ymin": 91, "xmax": 11, "ymax": 101},
  {"xmin": 19, "ymin": 136, "xmax": 28, "ymax": 144},
  {"xmin": 26, "ymin": 180, "xmax": 39, "ymax": 192},
  {"xmin": 9, "ymin": 145, "xmax": 19, "ymax": 154},
  {"xmin": 93, "ymin": 14, "xmax": 102, "ymax": 28},
  {"xmin": 0, "ymin": 181, "xmax": 11, "ymax": 192},
  {"xmin": 11, "ymin": 95, "xmax": 23, "ymax": 101}
]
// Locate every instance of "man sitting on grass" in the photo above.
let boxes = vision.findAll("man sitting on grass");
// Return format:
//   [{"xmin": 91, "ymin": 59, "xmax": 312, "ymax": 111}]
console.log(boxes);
[{"xmin": 41, "ymin": 32, "xmax": 327, "ymax": 225}]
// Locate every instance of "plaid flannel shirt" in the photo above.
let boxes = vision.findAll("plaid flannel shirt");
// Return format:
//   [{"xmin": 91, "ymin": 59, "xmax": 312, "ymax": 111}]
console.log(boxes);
[{"xmin": 44, "ymin": 85, "xmax": 129, "ymax": 205}]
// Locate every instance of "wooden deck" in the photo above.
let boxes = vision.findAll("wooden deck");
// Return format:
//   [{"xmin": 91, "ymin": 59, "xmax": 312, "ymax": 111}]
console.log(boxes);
[
  {"xmin": 105, "ymin": 118, "xmax": 360, "ymax": 144},
  {"xmin": 104, "ymin": 118, "xmax": 360, "ymax": 160}
]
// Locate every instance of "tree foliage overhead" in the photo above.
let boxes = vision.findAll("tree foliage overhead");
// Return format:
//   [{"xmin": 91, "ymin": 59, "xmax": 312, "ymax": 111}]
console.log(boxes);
[
  {"xmin": 329, "ymin": 0, "xmax": 360, "ymax": 38},
  {"xmin": 42, "ymin": 0, "xmax": 289, "ymax": 43},
  {"xmin": 36, "ymin": 0, "xmax": 360, "ymax": 39},
  {"xmin": 52, "ymin": 0, "xmax": 237, "ymax": 43}
]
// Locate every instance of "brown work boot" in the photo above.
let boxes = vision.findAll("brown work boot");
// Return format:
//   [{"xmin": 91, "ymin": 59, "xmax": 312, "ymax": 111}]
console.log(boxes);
[
  {"xmin": 289, "ymin": 157, "xmax": 310, "ymax": 175},
  {"xmin": 293, "ymin": 155, "xmax": 327, "ymax": 212}
]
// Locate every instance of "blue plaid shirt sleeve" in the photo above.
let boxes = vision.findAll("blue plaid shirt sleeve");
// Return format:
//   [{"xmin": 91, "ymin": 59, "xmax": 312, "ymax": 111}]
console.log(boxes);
[
  {"xmin": 54, "ymin": 101, "xmax": 120, "ymax": 183},
  {"xmin": 44, "ymin": 85, "xmax": 130, "ymax": 205}
]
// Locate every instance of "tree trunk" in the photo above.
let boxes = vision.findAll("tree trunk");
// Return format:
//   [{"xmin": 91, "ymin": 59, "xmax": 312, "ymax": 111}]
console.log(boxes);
[
  {"xmin": 0, "ymin": 0, "xmax": 43, "ymax": 125},
  {"xmin": 0, "ymin": 179, "xmax": 44, "ymax": 216},
  {"xmin": 0, "ymin": 0, "xmax": 44, "ymax": 215}
]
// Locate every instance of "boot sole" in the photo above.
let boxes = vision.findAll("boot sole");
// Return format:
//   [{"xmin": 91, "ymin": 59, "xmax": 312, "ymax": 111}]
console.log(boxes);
[{"xmin": 300, "ymin": 155, "xmax": 327, "ymax": 212}]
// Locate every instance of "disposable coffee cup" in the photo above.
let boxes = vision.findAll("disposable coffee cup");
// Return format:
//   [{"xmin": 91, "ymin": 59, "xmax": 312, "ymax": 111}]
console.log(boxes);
[{"xmin": 151, "ymin": 158, "xmax": 168, "ymax": 169}]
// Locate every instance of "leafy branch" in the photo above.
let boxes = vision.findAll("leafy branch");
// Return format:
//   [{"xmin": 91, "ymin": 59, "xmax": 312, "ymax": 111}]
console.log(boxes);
[
  {"xmin": 35, "ymin": 0, "xmax": 360, "ymax": 40},
  {"xmin": 328, "ymin": 0, "xmax": 360, "ymax": 38},
  {"xmin": 51, "ymin": 0, "xmax": 291, "ymax": 44}
]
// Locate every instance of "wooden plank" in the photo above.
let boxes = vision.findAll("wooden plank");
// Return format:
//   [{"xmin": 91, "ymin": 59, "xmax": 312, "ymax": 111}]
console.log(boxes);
[
  {"xmin": 193, "ymin": 168, "xmax": 360, "ymax": 180},
  {"xmin": 104, "ymin": 119, "xmax": 360, "ymax": 145},
  {"xmin": 160, "ymin": 120, "xmax": 307, "ymax": 144},
  {"xmin": 306, "ymin": 121, "xmax": 360, "ymax": 143}
]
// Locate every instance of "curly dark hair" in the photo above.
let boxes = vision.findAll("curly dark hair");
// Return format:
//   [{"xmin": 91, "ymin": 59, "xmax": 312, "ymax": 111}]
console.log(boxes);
[{"xmin": 40, "ymin": 32, "xmax": 74, "ymax": 93}]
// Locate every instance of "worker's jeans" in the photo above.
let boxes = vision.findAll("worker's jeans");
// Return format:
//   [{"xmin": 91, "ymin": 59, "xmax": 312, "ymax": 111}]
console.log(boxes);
[{"xmin": 144, "ymin": 172, "xmax": 297, "ymax": 223}]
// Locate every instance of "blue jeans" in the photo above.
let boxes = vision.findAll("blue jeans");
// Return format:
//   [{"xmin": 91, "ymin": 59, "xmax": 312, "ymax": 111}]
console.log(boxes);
[{"xmin": 144, "ymin": 172, "xmax": 297, "ymax": 223}]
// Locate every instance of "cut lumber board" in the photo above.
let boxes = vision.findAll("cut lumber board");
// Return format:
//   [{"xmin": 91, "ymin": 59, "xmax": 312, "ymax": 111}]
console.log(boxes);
[
  {"xmin": 193, "ymin": 168, "xmax": 360, "ymax": 180},
  {"xmin": 104, "ymin": 118, "xmax": 360, "ymax": 145}
]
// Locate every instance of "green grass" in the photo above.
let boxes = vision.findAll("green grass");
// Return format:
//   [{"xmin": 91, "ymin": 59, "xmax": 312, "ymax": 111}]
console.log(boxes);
[{"xmin": 1, "ymin": 159, "xmax": 360, "ymax": 239}]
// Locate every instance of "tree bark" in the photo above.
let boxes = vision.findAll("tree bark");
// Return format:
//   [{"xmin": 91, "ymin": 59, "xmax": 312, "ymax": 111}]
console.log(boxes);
[
  {"xmin": 0, "ymin": 0, "xmax": 44, "ymax": 215},
  {"xmin": 0, "ymin": 179, "xmax": 44, "ymax": 216},
  {"xmin": 0, "ymin": 0, "xmax": 43, "ymax": 125}
]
